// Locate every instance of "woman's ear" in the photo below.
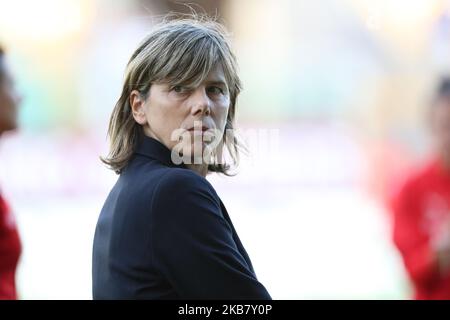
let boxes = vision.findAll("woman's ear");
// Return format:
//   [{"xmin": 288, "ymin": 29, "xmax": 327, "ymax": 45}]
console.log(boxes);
[{"xmin": 130, "ymin": 90, "xmax": 147, "ymax": 125}]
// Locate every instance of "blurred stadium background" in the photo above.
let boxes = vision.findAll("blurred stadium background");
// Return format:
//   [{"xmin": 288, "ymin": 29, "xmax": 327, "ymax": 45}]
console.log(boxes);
[{"xmin": 0, "ymin": 0, "xmax": 449, "ymax": 299}]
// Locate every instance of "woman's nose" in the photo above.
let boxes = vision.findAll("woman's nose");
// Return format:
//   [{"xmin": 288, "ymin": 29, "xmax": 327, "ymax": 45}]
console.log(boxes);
[{"xmin": 190, "ymin": 88, "xmax": 211, "ymax": 116}]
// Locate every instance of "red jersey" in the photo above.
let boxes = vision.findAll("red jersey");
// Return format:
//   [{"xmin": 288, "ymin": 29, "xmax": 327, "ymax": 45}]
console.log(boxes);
[
  {"xmin": 390, "ymin": 158, "xmax": 450, "ymax": 299},
  {"xmin": 0, "ymin": 193, "xmax": 21, "ymax": 299}
]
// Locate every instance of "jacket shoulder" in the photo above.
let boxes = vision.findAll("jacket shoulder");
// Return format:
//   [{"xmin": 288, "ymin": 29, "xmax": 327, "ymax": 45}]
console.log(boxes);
[
  {"xmin": 153, "ymin": 168, "xmax": 220, "ymax": 205},
  {"xmin": 158, "ymin": 168, "xmax": 215, "ymax": 189}
]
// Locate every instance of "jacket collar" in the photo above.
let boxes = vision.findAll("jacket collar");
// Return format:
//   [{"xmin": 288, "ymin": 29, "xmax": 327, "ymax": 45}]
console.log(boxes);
[{"xmin": 134, "ymin": 134, "xmax": 185, "ymax": 168}]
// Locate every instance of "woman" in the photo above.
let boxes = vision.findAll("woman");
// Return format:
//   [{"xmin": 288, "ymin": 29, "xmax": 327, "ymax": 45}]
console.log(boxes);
[
  {"xmin": 92, "ymin": 16, "xmax": 272, "ymax": 299},
  {"xmin": 390, "ymin": 78, "xmax": 450, "ymax": 299},
  {"xmin": 0, "ymin": 45, "xmax": 22, "ymax": 300}
]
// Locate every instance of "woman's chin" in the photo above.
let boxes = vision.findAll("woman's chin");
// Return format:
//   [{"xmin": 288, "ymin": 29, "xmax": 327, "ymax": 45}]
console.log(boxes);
[{"xmin": 181, "ymin": 143, "xmax": 213, "ymax": 165}]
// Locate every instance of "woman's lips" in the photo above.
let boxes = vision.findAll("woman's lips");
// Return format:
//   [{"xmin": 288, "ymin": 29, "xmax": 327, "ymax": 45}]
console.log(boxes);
[{"xmin": 187, "ymin": 126, "xmax": 210, "ymax": 132}]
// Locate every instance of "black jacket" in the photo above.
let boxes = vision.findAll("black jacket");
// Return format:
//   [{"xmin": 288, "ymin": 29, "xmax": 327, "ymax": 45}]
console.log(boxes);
[{"xmin": 92, "ymin": 135, "xmax": 271, "ymax": 299}]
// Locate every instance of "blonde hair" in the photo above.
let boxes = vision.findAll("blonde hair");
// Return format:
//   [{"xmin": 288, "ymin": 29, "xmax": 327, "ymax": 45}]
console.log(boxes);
[{"xmin": 101, "ymin": 14, "xmax": 243, "ymax": 175}]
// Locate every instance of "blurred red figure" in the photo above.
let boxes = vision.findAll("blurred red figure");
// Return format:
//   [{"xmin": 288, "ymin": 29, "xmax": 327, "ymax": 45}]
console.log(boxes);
[
  {"xmin": 391, "ymin": 78, "xmax": 450, "ymax": 300},
  {"xmin": 0, "ymin": 45, "xmax": 22, "ymax": 300}
]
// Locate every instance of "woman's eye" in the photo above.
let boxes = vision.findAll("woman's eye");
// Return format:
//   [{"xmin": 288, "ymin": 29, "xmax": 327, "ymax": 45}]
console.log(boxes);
[
  {"xmin": 208, "ymin": 86, "xmax": 224, "ymax": 95},
  {"xmin": 172, "ymin": 85, "xmax": 184, "ymax": 93}
]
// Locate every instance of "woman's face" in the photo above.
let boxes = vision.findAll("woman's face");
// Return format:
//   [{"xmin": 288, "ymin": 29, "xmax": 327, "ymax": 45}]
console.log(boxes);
[
  {"xmin": 131, "ymin": 64, "xmax": 231, "ymax": 163},
  {"xmin": 0, "ymin": 62, "xmax": 21, "ymax": 134}
]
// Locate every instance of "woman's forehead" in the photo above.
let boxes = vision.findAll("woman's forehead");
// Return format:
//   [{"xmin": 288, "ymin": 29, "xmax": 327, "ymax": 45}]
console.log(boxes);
[
  {"xmin": 205, "ymin": 64, "xmax": 225, "ymax": 81},
  {"xmin": 164, "ymin": 63, "xmax": 228, "ymax": 87}
]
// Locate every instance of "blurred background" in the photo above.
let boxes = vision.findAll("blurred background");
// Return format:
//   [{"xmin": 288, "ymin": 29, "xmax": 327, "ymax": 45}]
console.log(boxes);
[{"xmin": 0, "ymin": 0, "xmax": 449, "ymax": 299}]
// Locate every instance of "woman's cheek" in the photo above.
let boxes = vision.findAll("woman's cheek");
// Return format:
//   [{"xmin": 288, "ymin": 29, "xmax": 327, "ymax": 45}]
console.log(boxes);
[{"xmin": 219, "ymin": 105, "xmax": 230, "ymax": 127}]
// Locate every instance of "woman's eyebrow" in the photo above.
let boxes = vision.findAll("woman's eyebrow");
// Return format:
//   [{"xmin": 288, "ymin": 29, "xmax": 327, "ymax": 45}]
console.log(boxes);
[{"xmin": 205, "ymin": 80, "xmax": 227, "ymax": 87}]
